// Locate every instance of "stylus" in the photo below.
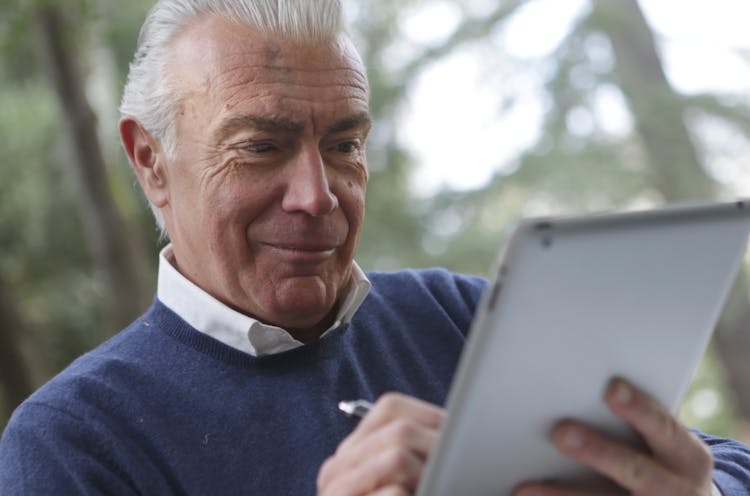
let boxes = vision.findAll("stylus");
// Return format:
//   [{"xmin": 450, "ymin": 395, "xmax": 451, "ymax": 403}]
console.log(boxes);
[{"xmin": 338, "ymin": 399, "xmax": 373, "ymax": 419}]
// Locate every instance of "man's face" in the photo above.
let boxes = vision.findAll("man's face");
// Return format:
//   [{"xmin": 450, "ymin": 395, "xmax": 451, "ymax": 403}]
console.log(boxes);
[{"xmin": 160, "ymin": 17, "xmax": 371, "ymax": 338}]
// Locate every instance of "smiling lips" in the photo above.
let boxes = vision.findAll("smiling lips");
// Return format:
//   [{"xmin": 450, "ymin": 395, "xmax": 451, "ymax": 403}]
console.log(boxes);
[
  {"xmin": 259, "ymin": 241, "xmax": 338, "ymax": 262},
  {"xmin": 250, "ymin": 217, "xmax": 347, "ymax": 263}
]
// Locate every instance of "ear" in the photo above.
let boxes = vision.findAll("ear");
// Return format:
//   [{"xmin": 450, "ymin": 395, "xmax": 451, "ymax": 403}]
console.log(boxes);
[{"xmin": 119, "ymin": 116, "xmax": 169, "ymax": 208}]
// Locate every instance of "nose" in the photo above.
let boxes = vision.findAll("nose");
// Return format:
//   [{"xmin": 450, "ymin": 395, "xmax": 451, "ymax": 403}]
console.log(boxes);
[{"xmin": 281, "ymin": 146, "xmax": 338, "ymax": 216}]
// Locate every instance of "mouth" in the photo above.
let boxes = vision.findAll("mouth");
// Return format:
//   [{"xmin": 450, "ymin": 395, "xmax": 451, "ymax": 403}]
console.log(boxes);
[{"xmin": 258, "ymin": 242, "xmax": 337, "ymax": 262}]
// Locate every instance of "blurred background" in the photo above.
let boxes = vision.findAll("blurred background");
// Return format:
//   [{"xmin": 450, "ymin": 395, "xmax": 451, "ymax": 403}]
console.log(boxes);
[{"xmin": 1, "ymin": 0, "xmax": 749, "ymax": 441}]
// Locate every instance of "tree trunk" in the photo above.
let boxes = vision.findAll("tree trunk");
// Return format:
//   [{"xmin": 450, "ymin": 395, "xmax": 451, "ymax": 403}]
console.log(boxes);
[
  {"xmin": 0, "ymin": 274, "xmax": 34, "ymax": 424},
  {"xmin": 592, "ymin": 0, "xmax": 750, "ymax": 438},
  {"xmin": 33, "ymin": 6, "xmax": 153, "ymax": 330},
  {"xmin": 592, "ymin": 0, "xmax": 714, "ymax": 200}
]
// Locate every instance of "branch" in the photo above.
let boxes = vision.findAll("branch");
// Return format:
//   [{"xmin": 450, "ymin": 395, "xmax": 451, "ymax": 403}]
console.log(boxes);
[{"xmin": 387, "ymin": 0, "xmax": 526, "ymax": 104}]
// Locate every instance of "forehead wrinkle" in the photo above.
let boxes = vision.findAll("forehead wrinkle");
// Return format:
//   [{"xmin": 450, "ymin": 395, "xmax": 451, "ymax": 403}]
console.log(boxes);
[
  {"xmin": 218, "ymin": 75, "xmax": 369, "ymax": 118},
  {"xmin": 218, "ymin": 63, "xmax": 368, "ymax": 90},
  {"xmin": 210, "ymin": 73, "xmax": 368, "ymax": 118}
]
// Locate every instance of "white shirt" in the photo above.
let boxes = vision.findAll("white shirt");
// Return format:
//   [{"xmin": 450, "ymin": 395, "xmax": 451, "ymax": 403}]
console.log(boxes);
[{"xmin": 156, "ymin": 245, "xmax": 371, "ymax": 357}]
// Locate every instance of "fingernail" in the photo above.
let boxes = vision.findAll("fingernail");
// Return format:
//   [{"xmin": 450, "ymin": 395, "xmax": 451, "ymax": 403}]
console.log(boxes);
[
  {"xmin": 561, "ymin": 426, "xmax": 585, "ymax": 449},
  {"xmin": 613, "ymin": 380, "xmax": 632, "ymax": 405}
]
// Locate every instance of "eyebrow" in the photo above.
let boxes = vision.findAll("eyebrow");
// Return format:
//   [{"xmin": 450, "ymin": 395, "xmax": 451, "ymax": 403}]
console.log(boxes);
[
  {"xmin": 213, "ymin": 115, "xmax": 305, "ymax": 143},
  {"xmin": 214, "ymin": 111, "xmax": 373, "ymax": 143},
  {"xmin": 325, "ymin": 111, "xmax": 373, "ymax": 135}
]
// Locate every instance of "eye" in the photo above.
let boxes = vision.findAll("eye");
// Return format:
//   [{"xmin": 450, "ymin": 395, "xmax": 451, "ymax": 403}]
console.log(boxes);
[
  {"xmin": 242, "ymin": 142, "xmax": 277, "ymax": 154},
  {"xmin": 229, "ymin": 138, "xmax": 280, "ymax": 155},
  {"xmin": 335, "ymin": 140, "xmax": 361, "ymax": 154}
]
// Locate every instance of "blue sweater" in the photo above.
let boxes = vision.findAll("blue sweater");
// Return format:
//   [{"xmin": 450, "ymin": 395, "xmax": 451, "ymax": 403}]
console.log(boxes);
[{"xmin": 1, "ymin": 269, "xmax": 749, "ymax": 495}]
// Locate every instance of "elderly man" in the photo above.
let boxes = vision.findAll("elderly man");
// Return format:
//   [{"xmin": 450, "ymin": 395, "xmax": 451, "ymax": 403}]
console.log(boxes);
[{"xmin": 2, "ymin": 0, "xmax": 750, "ymax": 494}]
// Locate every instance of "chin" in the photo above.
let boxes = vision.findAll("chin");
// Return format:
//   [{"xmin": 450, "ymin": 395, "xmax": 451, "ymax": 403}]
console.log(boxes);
[{"xmin": 273, "ymin": 291, "xmax": 336, "ymax": 326}]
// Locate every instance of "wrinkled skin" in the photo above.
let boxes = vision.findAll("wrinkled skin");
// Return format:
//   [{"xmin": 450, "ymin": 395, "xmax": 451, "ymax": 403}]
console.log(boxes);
[{"xmin": 122, "ymin": 16, "xmax": 371, "ymax": 342}]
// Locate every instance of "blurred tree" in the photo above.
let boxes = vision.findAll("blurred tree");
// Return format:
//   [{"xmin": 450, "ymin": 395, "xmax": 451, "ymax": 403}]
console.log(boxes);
[
  {"xmin": 350, "ymin": 0, "xmax": 524, "ymax": 269},
  {"xmin": 421, "ymin": 0, "xmax": 750, "ymax": 437},
  {"xmin": 33, "ymin": 4, "xmax": 152, "ymax": 328},
  {"xmin": 592, "ymin": 0, "xmax": 713, "ymax": 200},
  {"xmin": 591, "ymin": 0, "xmax": 750, "ymax": 441},
  {"xmin": 0, "ymin": 274, "xmax": 33, "ymax": 420},
  {"xmin": 0, "ymin": 0, "xmax": 157, "ymax": 428}
]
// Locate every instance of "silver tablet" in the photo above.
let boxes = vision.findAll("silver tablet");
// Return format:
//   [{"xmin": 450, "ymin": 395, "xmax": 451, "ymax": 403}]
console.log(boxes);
[{"xmin": 417, "ymin": 200, "xmax": 750, "ymax": 496}]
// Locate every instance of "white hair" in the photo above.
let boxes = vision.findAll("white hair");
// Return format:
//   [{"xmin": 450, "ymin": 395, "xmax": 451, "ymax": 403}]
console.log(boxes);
[{"xmin": 119, "ymin": 0, "xmax": 348, "ymax": 234}]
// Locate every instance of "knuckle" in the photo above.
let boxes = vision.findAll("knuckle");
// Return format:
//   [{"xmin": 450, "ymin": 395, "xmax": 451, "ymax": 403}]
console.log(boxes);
[
  {"xmin": 378, "ymin": 392, "xmax": 405, "ymax": 410},
  {"xmin": 694, "ymin": 437, "xmax": 714, "ymax": 469},
  {"xmin": 380, "ymin": 487, "xmax": 410, "ymax": 496},
  {"xmin": 624, "ymin": 452, "xmax": 651, "ymax": 486},
  {"xmin": 377, "ymin": 446, "xmax": 419, "ymax": 486},
  {"xmin": 390, "ymin": 418, "xmax": 416, "ymax": 444},
  {"xmin": 382, "ymin": 446, "xmax": 413, "ymax": 471},
  {"xmin": 679, "ymin": 431, "xmax": 715, "ymax": 478},
  {"xmin": 336, "ymin": 435, "xmax": 355, "ymax": 454},
  {"xmin": 622, "ymin": 453, "xmax": 673, "ymax": 494},
  {"xmin": 639, "ymin": 471, "xmax": 672, "ymax": 495},
  {"xmin": 316, "ymin": 456, "xmax": 335, "ymax": 489},
  {"xmin": 656, "ymin": 407, "xmax": 680, "ymax": 441}
]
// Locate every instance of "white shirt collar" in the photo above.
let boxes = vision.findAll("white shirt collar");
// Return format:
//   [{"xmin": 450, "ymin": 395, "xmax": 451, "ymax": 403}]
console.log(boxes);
[{"xmin": 156, "ymin": 244, "xmax": 371, "ymax": 357}]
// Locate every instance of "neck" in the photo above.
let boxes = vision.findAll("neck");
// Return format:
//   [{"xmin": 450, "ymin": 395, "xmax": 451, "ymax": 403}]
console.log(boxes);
[{"xmin": 286, "ymin": 302, "xmax": 340, "ymax": 344}]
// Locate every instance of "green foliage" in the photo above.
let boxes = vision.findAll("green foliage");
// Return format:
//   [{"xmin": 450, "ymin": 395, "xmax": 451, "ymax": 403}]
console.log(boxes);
[
  {"xmin": 0, "ymin": 2, "xmax": 36, "ymax": 82},
  {"xmin": 679, "ymin": 347, "xmax": 741, "ymax": 438},
  {"xmin": 0, "ymin": 78, "xmax": 107, "ymax": 377}
]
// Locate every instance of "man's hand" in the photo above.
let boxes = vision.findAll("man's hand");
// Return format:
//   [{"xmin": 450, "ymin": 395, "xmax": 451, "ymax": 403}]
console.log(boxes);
[
  {"xmin": 317, "ymin": 393, "xmax": 443, "ymax": 496},
  {"xmin": 515, "ymin": 378, "xmax": 715, "ymax": 496}
]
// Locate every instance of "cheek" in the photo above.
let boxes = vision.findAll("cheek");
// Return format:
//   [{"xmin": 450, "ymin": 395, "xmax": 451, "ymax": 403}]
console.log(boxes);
[
  {"xmin": 209, "ymin": 175, "xmax": 273, "ymax": 220},
  {"xmin": 340, "ymin": 178, "xmax": 365, "ymax": 210},
  {"xmin": 338, "ymin": 181, "xmax": 366, "ymax": 241}
]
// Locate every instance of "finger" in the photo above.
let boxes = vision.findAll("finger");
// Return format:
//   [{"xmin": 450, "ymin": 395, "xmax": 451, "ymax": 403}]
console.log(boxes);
[
  {"xmin": 604, "ymin": 378, "xmax": 714, "ymax": 480},
  {"xmin": 552, "ymin": 420, "xmax": 700, "ymax": 495},
  {"xmin": 317, "ymin": 394, "xmax": 442, "ymax": 490},
  {"xmin": 345, "ymin": 414, "xmax": 439, "ymax": 461},
  {"xmin": 321, "ymin": 415, "xmax": 439, "ymax": 489},
  {"xmin": 319, "ymin": 446, "xmax": 423, "ymax": 495},
  {"xmin": 348, "ymin": 392, "xmax": 443, "ymax": 442},
  {"xmin": 369, "ymin": 485, "xmax": 411, "ymax": 496},
  {"xmin": 319, "ymin": 409, "xmax": 440, "ymax": 489},
  {"xmin": 514, "ymin": 481, "xmax": 621, "ymax": 496}
]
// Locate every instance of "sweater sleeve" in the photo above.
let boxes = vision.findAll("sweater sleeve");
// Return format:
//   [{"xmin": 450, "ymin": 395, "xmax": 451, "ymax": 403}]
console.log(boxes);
[
  {"xmin": 0, "ymin": 402, "xmax": 139, "ymax": 496},
  {"xmin": 699, "ymin": 431, "xmax": 750, "ymax": 496}
]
